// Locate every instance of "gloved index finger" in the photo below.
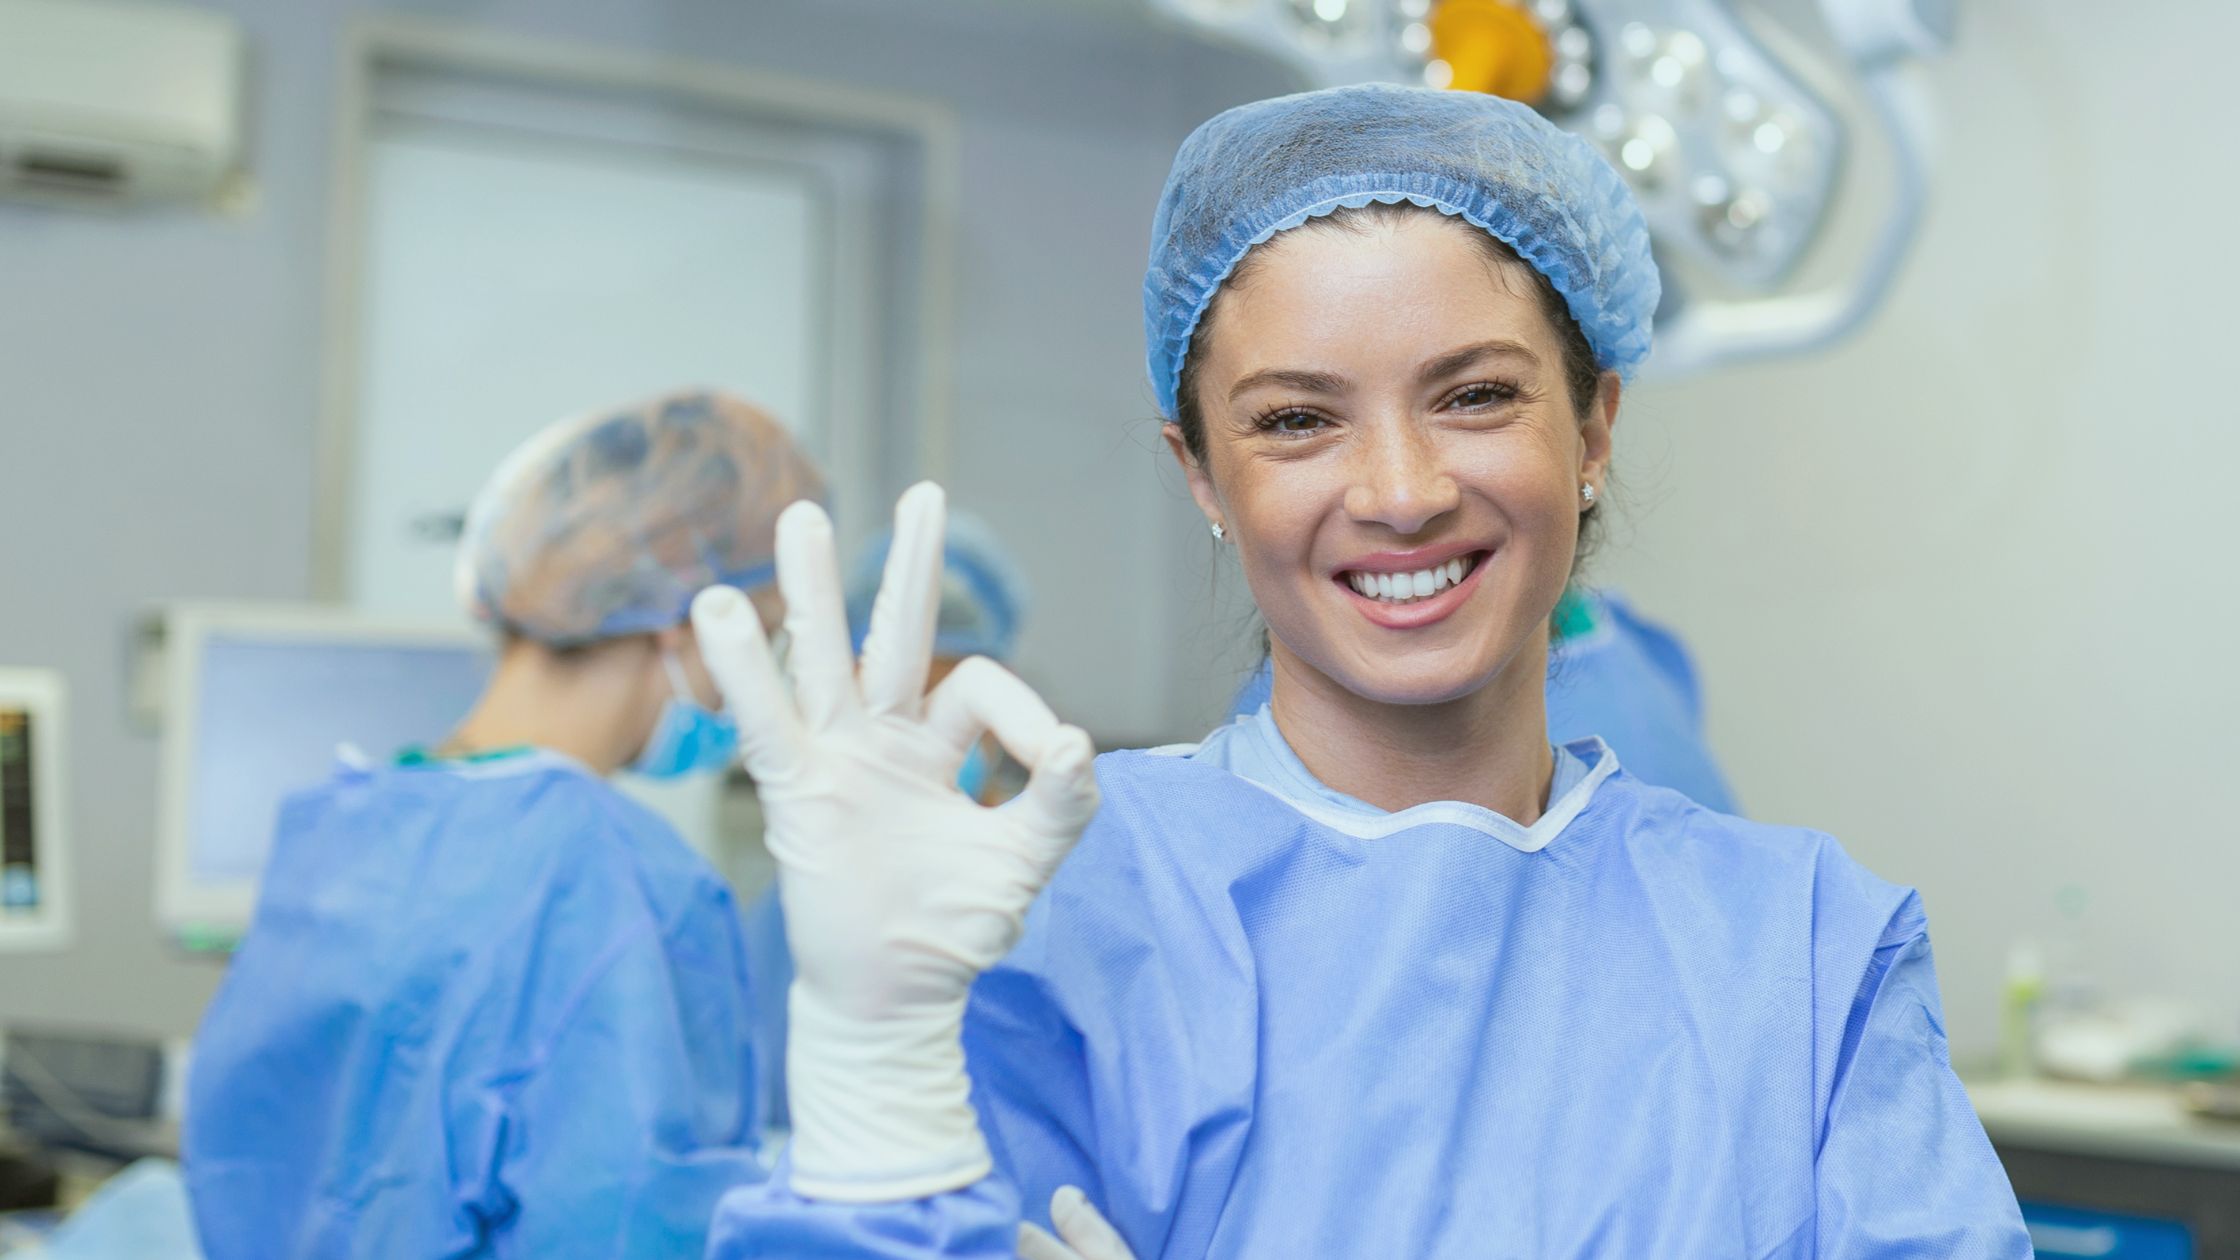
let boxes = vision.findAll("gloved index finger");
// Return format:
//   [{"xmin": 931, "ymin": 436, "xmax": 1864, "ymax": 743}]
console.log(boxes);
[
  {"xmin": 927, "ymin": 659, "xmax": 1101, "ymax": 848},
  {"xmin": 1000, "ymin": 724, "xmax": 1100, "ymax": 876},
  {"xmin": 859, "ymin": 482, "xmax": 945, "ymax": 719},
  {"xmin": 774, "ymin": 500, "xmax": 861, "ymax": 730},
  {"xmin": 691, "ymin": 586, "xmax": 802, "ymax": 782},
  {"xmin": 924, "ymin": 656, "xmax": 1059, "ymax": 765}
]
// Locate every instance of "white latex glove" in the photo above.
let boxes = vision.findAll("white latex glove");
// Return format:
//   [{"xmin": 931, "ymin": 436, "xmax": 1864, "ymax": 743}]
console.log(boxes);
[
  {"xmin": 692, "ymin": 483, "xmax": 1100, "ymax": 1203},
  {"xmin": 1017, "ymin": 1187, "xmax": 1138, "ymax": 1260}
]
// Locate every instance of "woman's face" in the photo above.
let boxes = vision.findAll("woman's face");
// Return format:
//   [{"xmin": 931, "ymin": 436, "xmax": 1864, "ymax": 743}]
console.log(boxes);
[{"xmin": 1169, "ymin": 213, "xmax": 1617, "ymax": 707}]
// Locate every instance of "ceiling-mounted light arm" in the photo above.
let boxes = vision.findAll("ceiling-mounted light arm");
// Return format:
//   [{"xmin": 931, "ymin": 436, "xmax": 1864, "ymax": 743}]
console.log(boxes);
[{"xmin": 1647, "ymin": 0, "xmax": 1954, "ymax": 377}]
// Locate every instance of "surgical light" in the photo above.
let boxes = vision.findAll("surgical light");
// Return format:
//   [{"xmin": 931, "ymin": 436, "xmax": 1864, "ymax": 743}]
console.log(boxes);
[{"xmin": 1287, "ymin": 0, "xmax": 1371, "ymax": 45}]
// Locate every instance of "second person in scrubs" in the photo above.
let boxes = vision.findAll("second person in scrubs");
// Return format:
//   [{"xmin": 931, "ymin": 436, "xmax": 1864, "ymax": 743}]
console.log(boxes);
[{"xmin": 186, "ymin": 390, "xmax": 821, "ymax": 1259}]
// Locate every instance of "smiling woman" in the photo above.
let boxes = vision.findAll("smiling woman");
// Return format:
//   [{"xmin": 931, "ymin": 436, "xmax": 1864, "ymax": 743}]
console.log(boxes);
[
  {"xmin": 1169, "ymin": 208, "xmax": 1614, "ymax": 806},
  {"xmin": 1175, "ymin": 202, "xmax": 1607, "ymax": 623},
  {"xmin": 697, "ymin": 84, "xmax": 2033, "ymax": 1259}
]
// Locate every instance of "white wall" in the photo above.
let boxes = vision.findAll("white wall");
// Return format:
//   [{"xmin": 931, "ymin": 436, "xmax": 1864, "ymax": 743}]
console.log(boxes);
[
  {"xmin": 1603, "ymin": 0, "xmax": 2240, "ymax": 1056},
  {"xmin": 0, "ymin": 0, "xmax": 1288, "ymax": 1039}
]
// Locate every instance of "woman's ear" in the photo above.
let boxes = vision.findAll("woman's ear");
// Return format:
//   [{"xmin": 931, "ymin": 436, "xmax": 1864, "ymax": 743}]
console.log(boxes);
[
  {"xmin": 1163, "ymin": 423, "xmax": 1226, "ymax": 536},
  {"xmin": 1579, "ymin": 371, "xmax": 1621, "ymax": 492}
]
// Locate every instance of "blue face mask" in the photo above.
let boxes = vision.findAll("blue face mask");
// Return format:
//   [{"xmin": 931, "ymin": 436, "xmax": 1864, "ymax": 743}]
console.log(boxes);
[{"xmin": 631, "ymin": 650, "xmax": 740, "ymax": 780}]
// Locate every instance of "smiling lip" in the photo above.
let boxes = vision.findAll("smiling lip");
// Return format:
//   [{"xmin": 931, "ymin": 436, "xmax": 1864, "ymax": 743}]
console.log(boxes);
[{"xmin": 1334, "ymin": 545, "xmax": 1492, "ymax": 630}]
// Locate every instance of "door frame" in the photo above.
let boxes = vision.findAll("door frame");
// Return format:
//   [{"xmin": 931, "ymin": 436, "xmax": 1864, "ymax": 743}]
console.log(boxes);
[{"xmin": 309, "ymin": 14, "xmax": 961, "ymax": 599}]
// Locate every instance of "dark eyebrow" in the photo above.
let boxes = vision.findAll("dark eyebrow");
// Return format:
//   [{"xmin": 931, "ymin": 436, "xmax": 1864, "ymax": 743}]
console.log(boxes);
[
  {"xmin": 1226, "ymin": 341, "xmax": 1542, "ymax": 404},
  {"xmin": 1227, "ymin": 367, "xmax": 1348, "ymax": 403},
  {"xmin": 1420, "ymin": 339, "xmax": 1542, "ymax": 381}
]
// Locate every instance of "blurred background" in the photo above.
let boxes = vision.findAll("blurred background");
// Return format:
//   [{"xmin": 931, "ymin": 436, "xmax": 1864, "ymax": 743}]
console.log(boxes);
[{"xmin": 1, "ymin": 0, "xmax": 2236, "ymax": 1252}]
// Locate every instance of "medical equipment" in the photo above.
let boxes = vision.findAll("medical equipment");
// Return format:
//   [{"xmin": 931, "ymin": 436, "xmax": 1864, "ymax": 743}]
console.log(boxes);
[
  {"xmin": 1146, "ymin": 0, "xmax": 1955, "ymax": 375},
  {"xmin": 151, "ymin": 604, "xmax": 489, "ymax": 948},
  {"xmin": 0, "ymin": 1028, "xmax": 167, "ymax": 1162},
  {"xmin": 691, "ymin": 486, "xmax": 1100, "ymax": 1203},
  {"xmin": 0, "ymin": 668, "xmax": 70, "ymax": 953}
]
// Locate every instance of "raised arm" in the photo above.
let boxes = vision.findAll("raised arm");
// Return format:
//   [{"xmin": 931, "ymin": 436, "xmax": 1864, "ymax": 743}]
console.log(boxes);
[{"xmin": 694, "ymin": 484, "xmax": 1102, "ymax": 1254}]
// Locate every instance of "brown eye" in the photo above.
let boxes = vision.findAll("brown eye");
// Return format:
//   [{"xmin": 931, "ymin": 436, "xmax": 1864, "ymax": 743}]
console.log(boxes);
[
  {"xmin": 1258, "ymin": 409, "xmax": 1329, "ymax": 435},
  {"xmin": 1448, "ymin": 382, "xmax": 1519, "ymax": 410}
]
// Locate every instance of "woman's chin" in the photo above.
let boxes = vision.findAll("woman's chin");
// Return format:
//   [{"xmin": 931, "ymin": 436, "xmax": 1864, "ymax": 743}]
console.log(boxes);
[
  {"xmin": 1328, "ymin": 658, "xmax": 1493, "ymax": 709},
  {"xmin": 1274, "ymin": 617, "xmax": 1521, "ymax": 709}
]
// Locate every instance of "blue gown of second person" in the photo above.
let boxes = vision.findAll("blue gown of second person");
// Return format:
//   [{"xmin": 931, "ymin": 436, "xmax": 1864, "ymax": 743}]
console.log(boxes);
[
  {"xmin": 184, "ymin": 749, "xmax": 766, "ymax": 1259},
  {"xmin": 1229, "ymin": 587, "xmax": 1738, "ymax": 814},
  {"xmin": 708, "ymin": 709, "xmax": 2028, "ymax": 1257}
]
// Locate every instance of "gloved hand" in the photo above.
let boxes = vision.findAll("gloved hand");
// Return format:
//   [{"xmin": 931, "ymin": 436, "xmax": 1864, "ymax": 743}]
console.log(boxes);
[
  {"xmin": 692, "ymin": 483, "xmax": 1100, "ymax": 1204},
  {"xmin": 1017, "ymin": 1187, "xmax": 1138, "ymax": 1260}
]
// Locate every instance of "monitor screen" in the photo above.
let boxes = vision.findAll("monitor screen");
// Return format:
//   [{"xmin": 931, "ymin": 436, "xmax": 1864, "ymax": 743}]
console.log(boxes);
[
  {"xmin": 2, "ymin": 704, "xmax": 45, "ymax": 916},
  {"xmin": 0, "ymin": 668, "xmax": 68, "ymax": 951},
  {"xmin": 183, "ymin": 634, "xmax": 491, "ymax": 886},
  {"xmin": 158, "ymin": 610, "xmax": 491, "ymax": 944}
]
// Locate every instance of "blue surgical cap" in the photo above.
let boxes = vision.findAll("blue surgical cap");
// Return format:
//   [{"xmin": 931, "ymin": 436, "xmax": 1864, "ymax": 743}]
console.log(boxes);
[
  {"xmin": 1144, "ymin": 83, "xmax": 1660, "ymax": 418},
  {"xmin": 845, "ymin": 511, "xmax": 1029, "ymax": 662},
  {"xmin": 456, "ymin": 390, "xmax": 825, "ymax": 647}
]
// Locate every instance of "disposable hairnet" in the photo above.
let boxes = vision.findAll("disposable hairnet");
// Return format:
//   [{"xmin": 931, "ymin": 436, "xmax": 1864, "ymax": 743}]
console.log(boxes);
[
  {"xmin": 456, "ymin": 390, "xmax": 824, "ymax": 647},
  {"xmin": 844, "ymin": 511, "xmax": 1029, "ymax": 662},
  {"xmin": 1144, "ymin": 83, "xmax": 1660, "ymax": 417}
]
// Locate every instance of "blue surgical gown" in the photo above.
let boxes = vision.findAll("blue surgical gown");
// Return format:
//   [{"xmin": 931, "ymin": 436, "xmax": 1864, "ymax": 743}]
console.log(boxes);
[
  {"xmin": 184, "ymin": 750, "xmax": 765, "ymax": 1259},
  {"xmin": 744, "ymin": 885, "xmax": 795, "ymax": 1132},
  {"xmin": 710, "ymin": 710, "xmax": 2027, "ymax": 1257},
  {"xmin": 1227, "ymin": 589, "xmax": 1739, "ymax": 813}
]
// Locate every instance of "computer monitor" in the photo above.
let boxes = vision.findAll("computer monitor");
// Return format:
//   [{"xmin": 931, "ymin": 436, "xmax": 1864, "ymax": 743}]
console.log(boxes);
[
  {"xmin": 0, "ymin": 668, "xmax": 71, "ymax": 952},
  {"xmin": 155, "ymin": 604, "xmax": 492, "ymax": 949}
]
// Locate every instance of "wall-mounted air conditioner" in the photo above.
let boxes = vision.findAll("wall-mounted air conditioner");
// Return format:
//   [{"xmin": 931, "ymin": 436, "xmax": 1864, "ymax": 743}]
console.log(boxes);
[{"xmin": 0, "ymin": 0, "xmax": 246, "ymax": 206}]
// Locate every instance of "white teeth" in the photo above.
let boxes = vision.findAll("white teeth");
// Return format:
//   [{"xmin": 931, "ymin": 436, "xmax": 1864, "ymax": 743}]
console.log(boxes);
[{"xmin": 1345, "ymin": 554, "xmax": 1477, "ymax": 605}]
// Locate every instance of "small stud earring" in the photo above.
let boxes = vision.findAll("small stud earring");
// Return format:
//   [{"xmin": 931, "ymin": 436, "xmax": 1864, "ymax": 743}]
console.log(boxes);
[
  {"xmin": 1580, "ymin": 483, "xmax": 1596, "ymax": 508},
  {"xmin": 1210, "ymin": 522, "xmax": 1226, "ymax": 542}
]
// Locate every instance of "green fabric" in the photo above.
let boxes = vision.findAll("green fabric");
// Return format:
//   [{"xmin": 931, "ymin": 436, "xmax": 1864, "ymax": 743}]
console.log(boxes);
[
  {"xmin": 1551, "ymin": 588, "xmax": 1599, "ymax": 643},
  {"xmin": 394, "ymin": 744, "xmax": 534, "ymax": 767}
]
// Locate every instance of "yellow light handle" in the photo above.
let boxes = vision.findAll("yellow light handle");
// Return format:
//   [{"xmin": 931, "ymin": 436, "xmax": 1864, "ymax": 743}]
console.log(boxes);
[{"xmin": 1429, "ymin": 0, "xmax": 1554, "ymax": 103}]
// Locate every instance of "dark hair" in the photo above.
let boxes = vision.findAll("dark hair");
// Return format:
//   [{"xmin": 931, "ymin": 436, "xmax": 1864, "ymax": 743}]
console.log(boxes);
[{"xmin": 1170, "ymin": 201, "xmax": 1608, "ymax": 568}]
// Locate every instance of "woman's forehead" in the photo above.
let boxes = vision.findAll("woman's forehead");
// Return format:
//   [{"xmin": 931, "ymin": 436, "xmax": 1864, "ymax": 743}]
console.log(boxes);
[{"xmin": 1208, "ymin": 220, "xmax": 1562, "ymax": 373}]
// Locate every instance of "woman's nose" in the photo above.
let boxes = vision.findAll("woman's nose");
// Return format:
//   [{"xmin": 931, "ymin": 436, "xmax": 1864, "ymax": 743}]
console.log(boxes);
[{"xmin": 1342, "ymin": 423, "xmax": 1460, "ymax": 536}]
